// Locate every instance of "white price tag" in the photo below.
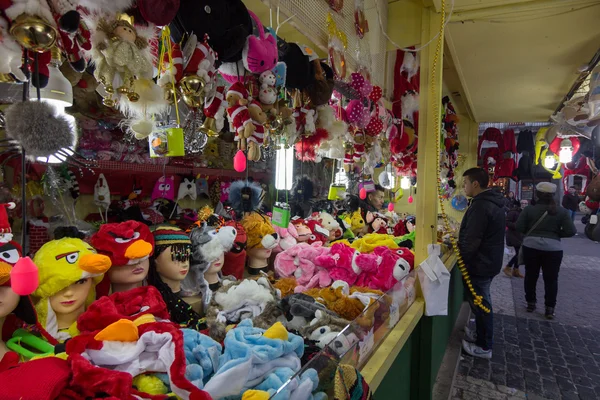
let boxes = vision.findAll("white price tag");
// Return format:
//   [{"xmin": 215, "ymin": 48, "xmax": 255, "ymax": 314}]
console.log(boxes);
[
  {"xmin": 388, "ymin": 301, "xmax": 400, "ymax": 328},
  {"xmin": 358, "ymin": 328, "xmax": 375, "ymax": 364}
]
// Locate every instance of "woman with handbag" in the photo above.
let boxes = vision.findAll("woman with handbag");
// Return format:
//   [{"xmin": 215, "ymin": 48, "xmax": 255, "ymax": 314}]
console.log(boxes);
[
  {"xmin": 516, "ymin": 182, "xmax": 576, "ymax": 319},
  {"xmin": 503, "ymin": 199, "xmax": 528, "ymax": 278}
]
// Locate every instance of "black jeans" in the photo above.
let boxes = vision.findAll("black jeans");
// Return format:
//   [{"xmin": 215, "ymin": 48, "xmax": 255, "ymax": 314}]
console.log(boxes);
[
  {"xmin": 507, "ymin": 246, "xmax": 520, "ymax": 268},
  {"xmin": 522, "ymin": 246, "xmax": 563, "ymax": 308},
  {"xmin": 465, "ymin": 275, "xmax": 494, "ymax": 350}
]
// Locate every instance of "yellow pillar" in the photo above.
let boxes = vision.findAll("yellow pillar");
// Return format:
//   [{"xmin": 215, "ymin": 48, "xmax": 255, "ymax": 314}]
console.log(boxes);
[{"xmin": 414, "ymin": 6, "xmax": 444, "ymax": 265}]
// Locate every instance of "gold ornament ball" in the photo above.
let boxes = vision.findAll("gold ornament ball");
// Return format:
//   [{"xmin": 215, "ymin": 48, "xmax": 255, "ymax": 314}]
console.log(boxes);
[{"xmin": 10, "ymin": 14, "xmax": 57, "ymax": 52}]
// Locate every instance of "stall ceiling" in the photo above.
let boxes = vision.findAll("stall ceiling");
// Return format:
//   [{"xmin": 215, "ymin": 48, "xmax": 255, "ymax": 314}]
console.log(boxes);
[{"xmin": 443, "ymin": 0, "xmax": 600, "ymax": 123}]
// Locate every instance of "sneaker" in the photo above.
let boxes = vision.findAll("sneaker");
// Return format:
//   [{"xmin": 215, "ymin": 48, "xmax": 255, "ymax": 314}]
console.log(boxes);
[
  {"xmin": 462, "ymin": 340, "xmax": 492, "ymax": 359},
  {"xmin": 464, "ymin": 325, "xmax": 477, "ymax": 343},
  {"xmin": 545, "ymin": 307, "xmax": 555, "ymax": 320},
  {"xmin": 527, "ymin": 302, "xmax": 536, "ymax": 312},
  {"xmin": 512, "ymin": 269, "xmax": 524, "ymax": 278}
]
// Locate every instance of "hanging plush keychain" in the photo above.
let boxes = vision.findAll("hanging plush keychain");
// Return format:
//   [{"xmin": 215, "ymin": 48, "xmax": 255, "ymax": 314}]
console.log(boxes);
[{"xmin": 94, "ymin": 174, "xmax": 111, "ymax": 222}]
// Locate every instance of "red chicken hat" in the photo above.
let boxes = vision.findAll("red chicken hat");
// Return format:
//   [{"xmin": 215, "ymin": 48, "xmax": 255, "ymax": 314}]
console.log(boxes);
[{"xmin": 90, "ymin": 221, "xmax": 154, "ymax": 267}]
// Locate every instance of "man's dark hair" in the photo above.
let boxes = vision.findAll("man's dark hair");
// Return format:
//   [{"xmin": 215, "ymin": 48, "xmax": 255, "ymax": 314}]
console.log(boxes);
[
  {"xmin": 569, "ymin": 186, "xmax": 576, "ymax": 190},
  {"xmin": 373, "ymin": 184, "xmax": 385, "ymax": 193},
  {"xmin": 463, "ymin": 167, "xmax": 489, "ymax": 189}
]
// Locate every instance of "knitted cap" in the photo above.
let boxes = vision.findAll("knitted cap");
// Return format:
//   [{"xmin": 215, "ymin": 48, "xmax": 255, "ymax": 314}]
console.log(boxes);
[{"xmin": 151, "ymin": 225, "xmax": 191, "ymax": 247}]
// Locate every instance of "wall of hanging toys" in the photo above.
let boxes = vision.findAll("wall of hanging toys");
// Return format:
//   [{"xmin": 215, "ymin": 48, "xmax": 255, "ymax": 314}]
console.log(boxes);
[{"xmin": 0, "ymin": 0, "xmax": 470, "ymax": 398}]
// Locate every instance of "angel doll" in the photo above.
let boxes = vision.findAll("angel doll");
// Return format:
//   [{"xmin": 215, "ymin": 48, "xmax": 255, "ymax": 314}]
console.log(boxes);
[{"xmin": 92, "ymin": 14, "xmax": 153, "ymax": 106}]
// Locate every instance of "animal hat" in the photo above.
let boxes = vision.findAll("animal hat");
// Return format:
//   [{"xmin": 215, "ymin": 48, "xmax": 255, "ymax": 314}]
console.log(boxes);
[{"xmin": 32, "ymin": 237, "xmax": 112, "ymax": 341}]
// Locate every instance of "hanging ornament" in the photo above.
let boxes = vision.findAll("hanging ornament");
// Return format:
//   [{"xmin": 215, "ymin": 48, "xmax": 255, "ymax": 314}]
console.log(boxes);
[
  {"xmin": 359, "ymin": 187, "xmax": 367, "ymax": 199},
  {"xmin": 10, "ymin": 257, "xmax": 39, "ymax": 295},
  {"xmin": 182, "ymin": 110, "xmax": 208, "ymax": 154},
  {"xmin": 387, "ymin": 202, "xmax": 394, "ymax": 212},
  {"xmin": 354, "ymin": 0, "xmax": 369, "ymax": 38},
  {"xmin": 408, "ymin": 195, "xmax": 414, "ymax": 204},
  {"xmin": 327, "ymin": 14, "xmax": 347, "ymax": 79},
  {"xmin": 233, "ymin": 150, "xmax": 247, "ymax": 172}
]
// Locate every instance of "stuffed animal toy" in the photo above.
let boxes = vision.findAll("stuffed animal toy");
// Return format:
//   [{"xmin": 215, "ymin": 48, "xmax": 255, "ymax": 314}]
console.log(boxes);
[
  {"xmin": 290, "ymin": 217, "xmax": 313, "ymax": 243},
  {"xmin": 272, "ymin": 222, "xmax": 298, "ymax": 253},
  {"xmin": 152, "ymin": 176, "xmax": 176, "ymax": 201},
  {"xmin": 299, "ymin": 308, "xmax": 359, "ymax": 355},
  {"xmin": 228, "ymin": 180, "xmax": 263, "ymax": 216},
  {"xmin": 93, "ymin": 173, "xmax": 111, "ymax": 220},
  {"xmin": 178, "ymin": 176, "xmax": 197, "ymax": 201},
  {"xmin": 258, "ymin": 70, "xmax": 277, "ymax": 110},
  {"xmin": 304, "ymin": 219, "xmax": 329, "ymax": 245},
  {"xmin": 247, "ymin": 100, "xmax": 266, "ymax": 161},
  {"xmin": 274, "ymin": 242, "xmax": 332, "ymax": 293},
  {"xmin": 280, "ymin": 293, "xmax": 335, "ymax": 332},
  {"xmin": 366, "ymin": 211, "xmax": 389, "ymax": 234},
  {"xmin": 226, "ymin": 82, "xmax": 255, "ymax": 151},
  {"xmin": 355, "ymin": 246, "xmax": 413, "ymax": 292},
  {"xmin": 222, "ymin": 219, "xmax": 247, "ymax": 280},
  {"xmin": 242, "ymin": 11, "xmax": 278, "ymax": 74},
  {"xmin": 183, "ymin": 35, "xmax": 217, "ymax": 86},
  {"xmin": 32, "ymin": 237, "xmax": 112, "ymax": 341},
  {"xmin": 313, "ymin": 211, "xmax": 343, "ymax": 242},
  {"xmin": 314, "ymin": 243, "xmax": 361, "ymax": 286},
  {"xmin": 349, "ymin": 208, "xmax": 366, "ymax": 235},
  {"xmin": 205, "ymin": 277, "xmax": 282, "ymax": 342},
  {"xmin": 294, "ymin": 127, "xmax": 329, "ymax": 162},
  {"xmin": 0, "ymin": 15, "xmax": 26, "ymax": 82},
  {"xmin": 241, "ymin": 212, "xmax": 279, "ymax": 251}
]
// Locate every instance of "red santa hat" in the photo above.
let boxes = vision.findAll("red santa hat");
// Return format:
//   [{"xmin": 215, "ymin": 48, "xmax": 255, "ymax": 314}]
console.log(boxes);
[
  {"xmin": 227, "ymin": 81, "xmax": 248, "ymax": 100},
  {"xmin": 184, "ymin": 36, "xmax": 217, "ymax": 82},
  {"xmin": 248, "ymin": 99, "xmax": 262, "ymax": 111}
]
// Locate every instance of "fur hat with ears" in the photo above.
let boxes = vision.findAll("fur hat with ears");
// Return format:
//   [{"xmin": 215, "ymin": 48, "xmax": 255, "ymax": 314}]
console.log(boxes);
[
  {"xmin": 300, "ymin": 309, "xmax": 359, "ymax": 355},
  {"xmin": 314, "ymin": 243, "xmax": 361, "ymax": 286},
  {"xmin": 280, "ymin": 293, "xmax": 334, "ymax": 332},
  {"xmin": 205, "ymin": 277, "xmax": 282, "ymax": 342}
]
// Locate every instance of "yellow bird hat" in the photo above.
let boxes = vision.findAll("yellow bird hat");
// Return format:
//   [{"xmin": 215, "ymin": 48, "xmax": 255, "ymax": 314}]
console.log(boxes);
[{"xmin": 32, "ymin": 238, "xmax": 112, "ymax": 340}]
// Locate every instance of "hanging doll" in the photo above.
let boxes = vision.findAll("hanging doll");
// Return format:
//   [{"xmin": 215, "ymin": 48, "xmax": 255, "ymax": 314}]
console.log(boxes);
[
  {"xmin": 247, "ymin": 100, "xmax": 266, "ymax": 161},
  {"xmin": 226, "ymin": 82, "xmax": 255, "ymax": 151},
  {"xmin": 91, "ymin": 14, "xmax": 154, "ymax": 106}
]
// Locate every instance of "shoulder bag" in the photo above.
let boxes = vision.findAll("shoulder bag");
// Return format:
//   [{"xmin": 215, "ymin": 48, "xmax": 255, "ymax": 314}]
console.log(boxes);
[{"xmin": 517, "ymin": 211, "xmax": 548, "ymax": 265}]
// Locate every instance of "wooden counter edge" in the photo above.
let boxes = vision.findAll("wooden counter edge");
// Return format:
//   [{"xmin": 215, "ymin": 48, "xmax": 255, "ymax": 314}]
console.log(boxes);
[{"xmin": 360, "ymin": 298, "xmax": 425, "ymax": 391}]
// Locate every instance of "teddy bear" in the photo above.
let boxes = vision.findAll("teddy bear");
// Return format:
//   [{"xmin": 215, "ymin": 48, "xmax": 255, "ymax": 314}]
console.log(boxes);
[
  {"xmin": 274, "ymin": 242, "xmax": 332, "ymax": 293},
  {"xmin": 311, "ymin": 211, "xmax": 342, "ymax": 242},
  {"xmin": 300, "ymin": 310, "xmax": 359, "ymax": 355},
  {"xmin": 205, "ymin": 277, "xmax": 282, "ymax": 342},
  {"xmin": 315, "ymin": 242, "xmax": 361, "ymax": 286},
  {"xmin": 226, "ymin": 82, "xmax": 255, "ymax": 151},
  {"xmin": 246, "ymin": 100, "xmax": 266, "ymax": 161},
  {"xmin": 355, "ymin": 246, "xmax": 414, "ymax": 292}
]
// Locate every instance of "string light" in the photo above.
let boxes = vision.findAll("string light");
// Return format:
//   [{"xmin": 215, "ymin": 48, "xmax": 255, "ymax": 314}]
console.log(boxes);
[{"xmin": 431, "ymin": 0, "xmax": 489, "ymax": 313}]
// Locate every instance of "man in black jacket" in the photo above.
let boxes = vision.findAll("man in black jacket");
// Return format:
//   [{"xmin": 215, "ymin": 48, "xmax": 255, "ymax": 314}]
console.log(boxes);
[
  {"xmin": 458, "ymin": 168, "xmax": 506, "ymax": 359},
  {"xmin": 562, "ymin": 186, "xmax": 579, "ymax": 225}
]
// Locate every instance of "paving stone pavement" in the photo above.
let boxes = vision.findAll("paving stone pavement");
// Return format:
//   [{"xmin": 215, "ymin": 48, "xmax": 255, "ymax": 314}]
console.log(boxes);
[{"xmin": 451, "ymin": 218, "xmax": 600, "ymax": 400}]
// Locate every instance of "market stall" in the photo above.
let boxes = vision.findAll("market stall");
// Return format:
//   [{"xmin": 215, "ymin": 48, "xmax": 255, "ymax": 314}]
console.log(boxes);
[{"xmin": 0, "ymin": 0, "xmax": 476, "ymax": 399}]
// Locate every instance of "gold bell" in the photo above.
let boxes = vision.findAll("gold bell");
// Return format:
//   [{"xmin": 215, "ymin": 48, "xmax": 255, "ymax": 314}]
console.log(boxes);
[
  {"xmin": 181, "ymin": 93, "xmax": 203, "ymax": 109},
  {"xmin": 127, "ymin": 92, "xmax": 140, "ymax": 102},
  {"xmin": 199, "ymin": 117, "xmax": 219, "ymax": 137},
  {"xmin": 179, "ymin": 74, "xmax": 205, "ymax": 97},
  {"xmin": 9, "ymin": 14, "xmax": 57, "ymax": 52},
  {"xmin": 117, "ymin": 86, "xmax": 130, "ymax": 95},
  {"xmin": 163, "ymin": 82, "xmax": 177, "ymax": 104},
  {"xmin": 103, "ymin": 96, "xmax": 116, "ymax": 108}
]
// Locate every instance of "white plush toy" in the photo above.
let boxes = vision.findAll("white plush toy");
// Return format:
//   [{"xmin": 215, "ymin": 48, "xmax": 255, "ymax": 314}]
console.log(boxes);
[
  {"xmin": 178, "ymin": 177, "xmax": 197, "ymax": 201},
  {"xmin": 94, "ymin": 174, "xmax": 111, "ymax": 222}
]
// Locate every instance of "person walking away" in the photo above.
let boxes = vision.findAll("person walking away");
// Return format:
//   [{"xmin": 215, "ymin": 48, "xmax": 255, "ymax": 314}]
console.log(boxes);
[
  {"xmin": 459, "ymin": 168, "xmax": 506, "ymax": 359},
  {"xmin": 562, "ymin": 186, "xmax": 579, "ymax": 229},
  {"xmin": 517, "ymin": 182, "xmax": 576, "ymax": 319},
  {"xmin": 503, "ymin": 199, "xmax": 528, "ymax": 278}
]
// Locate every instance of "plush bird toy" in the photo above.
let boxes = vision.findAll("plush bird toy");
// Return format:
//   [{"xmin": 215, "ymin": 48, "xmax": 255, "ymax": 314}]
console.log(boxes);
[{"xmin": 32, "ymin": 237, "xmax": 112, "ymax": 341}]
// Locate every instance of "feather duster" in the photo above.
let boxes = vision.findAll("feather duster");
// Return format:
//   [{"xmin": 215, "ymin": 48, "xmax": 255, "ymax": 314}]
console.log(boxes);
[
  {"xmin": 4, "ymin": 0, "xmax": 56, "ymax": 26},
  {"xmin": 4, "ymin": 101, "xmax": 77, "ymax": 159},
  {"xmin": 118, "ymin": 77, "xmax": 169, "ymax": 118},
  {"xmin": 228, "ymin": 180, "xmax": 263, "ymax": 216},
  {"xmin": 78, "ymin": 0, "xmax": 134, "ymax": 15},
  {"xmin": 318, "ymin": 120, "xmax": 347, "ymax": 160},
  {"xmin": 295, "ymin": 128, "xmax": 329, "ymax": 162}
]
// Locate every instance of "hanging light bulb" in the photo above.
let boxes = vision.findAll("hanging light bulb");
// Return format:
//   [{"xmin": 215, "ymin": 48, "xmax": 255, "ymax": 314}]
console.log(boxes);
[
  {"xmin": 30, "ymin": 48, "xmax": 73, "ymax": 108},
  {"xmin": 544, "ymin": 155, "xmax": 556, "ymax": 169},
  {"xmin": 559, "ymin": 139, "xmax": 573, "ymax": 163},
  {"xmin": 275, "ymin": 146, "xmax": 294, "ymax": 190},
  {"xmin": 400, "ymin": 176, "xmax": 411, "ymax": 190}
]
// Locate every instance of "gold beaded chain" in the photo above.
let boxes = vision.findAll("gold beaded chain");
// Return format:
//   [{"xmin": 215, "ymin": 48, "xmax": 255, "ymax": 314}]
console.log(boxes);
[{"xmin": 431, "ymin": 0, "xmax": 490, "ymax": 313}]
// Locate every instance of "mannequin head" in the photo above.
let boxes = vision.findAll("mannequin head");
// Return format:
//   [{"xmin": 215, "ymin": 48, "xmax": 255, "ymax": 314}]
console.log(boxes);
[
  {"xmin": 241, "ymin": 213, "xmax": 279, "ymax": 270},
  {"xmin": 0, "ymin": 286, "xmax": 20, "ymax": 319},
  {"xmin": 33, "ymin": 236, "xmax": 112, "ymax": 340},
  {"xmin": 149, "ymin": 226, "xmax": 192, "ymax": 294},
  {"xmin": 91, "ymin": 221, "xmax": 154, "ymax": 293},
  {"xmin": 204, "ymin": 252, "xmax": 225, "ymax": 285}
]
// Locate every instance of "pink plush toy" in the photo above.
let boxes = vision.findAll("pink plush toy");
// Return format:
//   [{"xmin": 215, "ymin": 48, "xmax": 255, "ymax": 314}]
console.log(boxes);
[
  {"xmin": 274, "ymin": 242, "xmax": 332, "ymax": 293},
  {"xmin": 273, "ymin": 222, "xmax": 298, "ymax": 253},
  {"xmin": 315, "ymin": 242, "xmax": 361, "ymax": 286},
  {"xmin": 243, "ymin": 11, "xmax": 278, "ymax": 74},
  {"xmin": 355, "ymin": 246, "xmax": 414, "ymax": 291}
]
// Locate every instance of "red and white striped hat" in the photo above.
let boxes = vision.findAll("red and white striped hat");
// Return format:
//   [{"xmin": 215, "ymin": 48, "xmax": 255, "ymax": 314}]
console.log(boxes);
[{"xmin": 227, "ymin": 82, "xmax": 248, "ymax": 100}]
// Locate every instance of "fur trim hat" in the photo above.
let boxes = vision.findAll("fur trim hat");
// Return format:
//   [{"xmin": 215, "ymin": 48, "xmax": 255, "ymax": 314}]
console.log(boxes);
[
  {"xmin": 227, "ymin": 81, "xmax": 248, "ymax": 100},
  {"xmin": 32, "ymin": 238, "xmax": 112, "ymax": 341}
]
